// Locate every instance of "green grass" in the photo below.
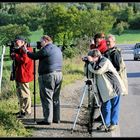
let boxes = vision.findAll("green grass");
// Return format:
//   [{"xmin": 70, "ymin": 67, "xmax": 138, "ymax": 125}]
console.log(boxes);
[{"xmin": 115, "ymin": 30, "xmax": 140, "ymax": 44}]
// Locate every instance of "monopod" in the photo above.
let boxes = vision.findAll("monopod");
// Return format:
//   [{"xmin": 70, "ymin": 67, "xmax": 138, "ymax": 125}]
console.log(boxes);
[{"xmin": 33, "ymin": 48, "xmax": 36, "ymax": 123}]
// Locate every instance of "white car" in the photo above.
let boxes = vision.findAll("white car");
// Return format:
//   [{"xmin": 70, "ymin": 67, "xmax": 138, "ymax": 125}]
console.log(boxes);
[{"xmin": 134, "ymin": 43, "xmax": 140, "ymax": 60}]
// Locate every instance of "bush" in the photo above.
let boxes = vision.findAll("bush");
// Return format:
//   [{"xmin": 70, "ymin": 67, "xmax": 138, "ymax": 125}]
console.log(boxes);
[
  {"xmin": 115, "ymin": 21, "xmax": 129, "ymax": 35},
  {"xmin": 63, "ymin": 46, "xmax": 79, "ymax": 59},
  {"xmin": 129, "ymin": 16, "xmax": 140, "ymax": 29}
]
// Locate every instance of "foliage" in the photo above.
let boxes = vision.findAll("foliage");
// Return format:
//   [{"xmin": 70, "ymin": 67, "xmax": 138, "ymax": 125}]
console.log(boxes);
[
  {"xmin": 0, "ymin": 98, "xmax": 32, "ymax": 136},
  {"xmin": 63, "ymin": 46, "xmax": 79, "ymax": 59},
  {"xmin": 129, "ymin": 16, "xmax": 140, "ymax": 29},
  {"xmin": 114, "ymin": 21, "xmax": 130, "ymax": 35},
  {"xmin": 0, "ymin": 24, "xmax": 31, "ymax": 45}
]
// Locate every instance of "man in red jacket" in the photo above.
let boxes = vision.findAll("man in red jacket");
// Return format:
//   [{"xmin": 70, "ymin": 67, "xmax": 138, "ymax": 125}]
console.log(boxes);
[{"xmin": 11, "ymin": 36, "xmax": 34, "ymax": 118}]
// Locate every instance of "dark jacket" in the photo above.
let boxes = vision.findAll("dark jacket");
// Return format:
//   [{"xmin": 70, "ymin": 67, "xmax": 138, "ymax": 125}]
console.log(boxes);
[
  {"xmin": 104, "ymin": 47, "xmax": 121, "ymax": 71},
  {"xmin": 27, "ymin": 43, "xmax": 63, "ymax": 75}
]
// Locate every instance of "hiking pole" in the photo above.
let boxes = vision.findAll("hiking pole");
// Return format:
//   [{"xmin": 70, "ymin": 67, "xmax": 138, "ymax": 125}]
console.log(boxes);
[{"xmin": 33, "ymin": 48, "xmax": 36, "ymax": 123}]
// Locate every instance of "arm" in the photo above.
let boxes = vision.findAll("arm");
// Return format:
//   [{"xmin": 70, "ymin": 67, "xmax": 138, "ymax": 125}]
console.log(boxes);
[
  {"xmin": 112, "ymin": 51, "xmax": 121, "ymax": 71},
  {"xmin": 14, "ymin": 48, "xmax": 33, "ymax": 64},
  {"xmin": 27, "ymin": 47, "xmax": 48, "ymax": 60},
  {"xmin": 88, "ymin": 58, "xmax": 109, "ymax": 75}
]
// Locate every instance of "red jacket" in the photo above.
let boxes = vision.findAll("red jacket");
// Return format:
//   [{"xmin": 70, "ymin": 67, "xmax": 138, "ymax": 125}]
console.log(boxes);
[
  {"xmin": 14, "ymin": 47, "xmax": 34, "ymax": 83},
  {"xmin": 97, "ymin": 40, "xmax": 108, "ymax": 54}
]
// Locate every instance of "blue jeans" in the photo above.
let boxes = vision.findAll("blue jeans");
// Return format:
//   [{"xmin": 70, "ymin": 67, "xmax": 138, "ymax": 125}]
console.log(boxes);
[{"xmin": 101, "ymin": 95, "xmax": 120, "ymax": 127}]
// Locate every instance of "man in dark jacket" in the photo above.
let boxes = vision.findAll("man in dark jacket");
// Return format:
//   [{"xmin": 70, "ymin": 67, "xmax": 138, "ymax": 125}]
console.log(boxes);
[
  {"xmin": 97, "ymin": 34, "xmax": 122, "ymax": 131},
  {"xmin": 11, "ymin": 36, "xmax": 34, "ymax": 118},
  {"xmin": 22, "ymin": 35, "xmax": 63, "ymax": 125}
]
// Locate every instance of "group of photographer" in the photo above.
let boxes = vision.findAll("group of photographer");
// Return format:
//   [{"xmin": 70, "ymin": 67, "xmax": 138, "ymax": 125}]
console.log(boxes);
[
  {"xmin": 10, "ymin": 32, "xmax": 127, "ymax": 131},
  {"xmin": 11, "ymin": 35, "xmax": 63, "ymax": 125},
  {"xmin": 86, "ymin": 33, "xmax": 128, "ymax": 132}
]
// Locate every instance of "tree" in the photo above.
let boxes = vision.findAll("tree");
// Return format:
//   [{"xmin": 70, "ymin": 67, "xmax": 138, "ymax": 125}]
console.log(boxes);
[
  {"xmin": 0, "ymin": 24, "xmax": 31, "ymax": 46},
  {"xmin": 14, "ymin": 3, "xmax": 43, "ymax": 31}
]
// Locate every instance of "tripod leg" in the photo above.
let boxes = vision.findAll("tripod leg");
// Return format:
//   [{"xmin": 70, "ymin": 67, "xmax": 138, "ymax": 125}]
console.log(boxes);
[
  {"xmin": 87, "ymin": 86, "xmax": 95, "ymax": 134},
  {"xmin": 71, "ymin": 85, "xmax": 88, "ymax": 133}
]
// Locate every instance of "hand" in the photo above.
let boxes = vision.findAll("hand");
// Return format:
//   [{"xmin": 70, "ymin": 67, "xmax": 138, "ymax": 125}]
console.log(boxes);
[
  {"xmin": 87, "ymin": 56, "xmax": 93, "ymax": 62},
  {"xmin": 10, "ymin": 53, "xmax": 16, "ymax": 60},
  {"xmin": 22, "ymin": 45, "xmax": 29, "ymax": 54}
]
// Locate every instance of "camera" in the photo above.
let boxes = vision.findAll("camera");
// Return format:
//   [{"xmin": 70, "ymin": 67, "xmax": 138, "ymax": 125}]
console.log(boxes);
[
  {"xmin": 5, "ymin": 41, "xmax": 19, "ymax": 55},
  {"xmin": 82, "ymin": 56, "xmax": 89, "ymax": 62}
]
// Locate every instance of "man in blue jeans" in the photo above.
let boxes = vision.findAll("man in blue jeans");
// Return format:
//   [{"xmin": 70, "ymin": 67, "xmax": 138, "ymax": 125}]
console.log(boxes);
[
  {"xmin": 96, "ymin": 34, "xmax": 127, "ymax": 131},
  {"xmin": 87, "ymin": 49, "xmax": 127, "ymax": 132}
]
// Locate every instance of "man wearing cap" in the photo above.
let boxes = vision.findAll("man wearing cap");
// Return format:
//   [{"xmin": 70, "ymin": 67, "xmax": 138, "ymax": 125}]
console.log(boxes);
[
  {"xmin": 11, "ymin": 36, "xmax": 34, "ymax": 118},
  {"xmin": 22, "ymin": 35, "xmax": 63, "ymax": 125}
]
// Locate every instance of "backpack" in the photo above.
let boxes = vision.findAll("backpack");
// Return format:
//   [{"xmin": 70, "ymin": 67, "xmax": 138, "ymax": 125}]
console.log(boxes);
[{"xmin": 113, "ymin": 48, "xmax": 128, "ymax": 95}]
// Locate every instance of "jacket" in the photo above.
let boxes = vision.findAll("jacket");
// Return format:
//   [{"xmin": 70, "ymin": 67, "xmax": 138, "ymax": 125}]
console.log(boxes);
[
  {"xmin": 97, "ymin": 40, "xmax": 108, "ymax": 54},
  {"xmin": 104, "ymin": 47, "xmax": 128, "ymax": 95},
  {"xmin": 88, "ymin": 56, "xmax": 127, "ymax": 103},
  {"xmin": 27, "ymin": 43, "xmax": 63, "ymax": 75},
  {"xmin": 14, "ymin": 47, "xmax": 34, "ymax": 83}
]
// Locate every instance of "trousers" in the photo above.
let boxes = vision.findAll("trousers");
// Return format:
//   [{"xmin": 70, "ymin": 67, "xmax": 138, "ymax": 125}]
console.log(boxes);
[
  {"xmin": 16, "ymin": 82, "xmax": 32, "ymax": 114},
  {"xmin": 38, "ymin": 71, "xmax": 63, "ymax": 123},
  {"xmin": 101, "ymin": 95, "xmax": 120, "ymax": 126}
]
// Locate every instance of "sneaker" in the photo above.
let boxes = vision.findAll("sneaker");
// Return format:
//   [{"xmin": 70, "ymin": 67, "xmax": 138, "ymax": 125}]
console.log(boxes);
[
  {"xmin": 17, "ymin": 114, "xmax": 26, "ymax": 118},
  {"xmin": 94, "ymin": 115, "xmax": 102, "ymax": 122},
  {"xmin": 25, "ymin": 113, "xmax": 31, "ymax": 118},
  {"xmin": 13, "ymin": 111, "xmax": 25, "ymax": 116},
  {"xmin": 97, "ymin": 124, "xmax": 109, "ymax": 131},
  {"xmin": 108, "ymin": 124, "xmax": 117, "ymax": 131},
  {"xmin": 37, "ymin": 121, "xmax": 51, "ymax": 125}
]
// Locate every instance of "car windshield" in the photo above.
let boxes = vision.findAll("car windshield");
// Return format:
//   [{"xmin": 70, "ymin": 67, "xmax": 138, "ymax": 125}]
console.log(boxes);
[{"xmin": 135, "ymin": 44, "xmax": 140, "ymax": 49}]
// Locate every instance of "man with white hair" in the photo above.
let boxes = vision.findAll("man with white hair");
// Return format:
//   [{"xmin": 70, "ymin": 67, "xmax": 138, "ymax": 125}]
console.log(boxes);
[{"xmin": 105, "ymin": 34, "xmax": 121, "ymax": 72}]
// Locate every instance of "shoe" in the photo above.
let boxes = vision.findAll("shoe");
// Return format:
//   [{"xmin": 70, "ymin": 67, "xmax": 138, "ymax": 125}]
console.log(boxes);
[
  {"xmin": 16, "ymin": 112, "xmax": 31, "ymax": 119},
  {"xmin": 13, "ymin": 111, "xmax": 25, "ymax": 116},
  {"xmin": 108, "ymin": 124, "xmax": 117, "ymax": 131},
  {"xmin": 53, "ymin": 120, "xmax": 60, "ymax": 124},
  {"xmin": 94, "ymin": 115, "xmax": 102, "ymax": 122},
  {"xmin": 17, "ymin": 114, "xmax": 26, "ymax": 118},
  {"xmin": 37, "ymin": 121, "xmax": 51, "ymax": 125},
  {"xmin": 97, "ymin": 124, "xmax": 109, "ymax": 131},
  {"xmin": 24, "ymin": 113, "xmax": 31, "ymax": 118}
]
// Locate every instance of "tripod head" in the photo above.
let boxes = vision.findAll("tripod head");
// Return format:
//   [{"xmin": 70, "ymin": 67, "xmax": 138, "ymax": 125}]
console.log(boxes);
[{"xmin": 85, "ymin": 79, "xmax": 93, "ymax": 85}]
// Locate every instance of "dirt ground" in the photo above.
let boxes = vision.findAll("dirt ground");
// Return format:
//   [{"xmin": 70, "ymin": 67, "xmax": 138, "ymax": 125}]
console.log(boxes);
[{"xmin": 20, "ymin": 78, "xmax": 108, "ymax": 138}]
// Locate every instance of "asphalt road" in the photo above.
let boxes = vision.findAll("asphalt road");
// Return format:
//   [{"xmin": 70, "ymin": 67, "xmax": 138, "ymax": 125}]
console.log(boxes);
[{"xmin": 118, "ymin": 44, "xmax": 140, "ymax": 137}]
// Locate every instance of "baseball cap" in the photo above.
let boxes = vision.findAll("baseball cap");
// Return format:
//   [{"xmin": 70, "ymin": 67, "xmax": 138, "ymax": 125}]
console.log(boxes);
[{"xmin": 15, "ymin": 36, "xmax": 26, "ymax": 42}]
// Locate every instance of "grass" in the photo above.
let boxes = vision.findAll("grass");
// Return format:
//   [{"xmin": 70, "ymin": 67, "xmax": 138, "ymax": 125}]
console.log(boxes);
[{"xmin": 114, "ymin": 30, "xmax": 140, "ymax": 44}]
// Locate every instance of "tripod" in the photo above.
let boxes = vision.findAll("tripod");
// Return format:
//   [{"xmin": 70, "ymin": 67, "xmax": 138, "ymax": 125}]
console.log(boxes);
[{"xmin": 71, "ymin": 79, "xmax": 108, "ymax": 134}]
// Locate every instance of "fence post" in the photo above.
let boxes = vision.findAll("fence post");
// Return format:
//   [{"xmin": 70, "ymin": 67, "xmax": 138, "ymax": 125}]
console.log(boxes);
[{"xmin": 0, "ymin": 45, "xmax": 6, "ymax": 94}]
